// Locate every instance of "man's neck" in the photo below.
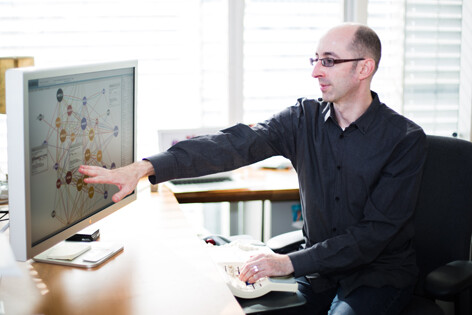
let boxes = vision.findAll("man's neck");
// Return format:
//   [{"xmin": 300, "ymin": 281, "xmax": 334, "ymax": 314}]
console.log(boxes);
[{"xmin": 333, "ymin": 91, "xmax": 373, "ymax": 130}]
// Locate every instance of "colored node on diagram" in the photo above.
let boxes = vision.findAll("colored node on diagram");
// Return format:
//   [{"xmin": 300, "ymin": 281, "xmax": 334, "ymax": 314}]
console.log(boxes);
[
  {"xmin": 89, "ymin": 129, "xmax": 95, "ymax": 141},
  {"xmin": 84, "ymin": 149, "xmax": 91, "ymax": 162},
  {"xmin": 56, "ymin": 89, "xmax": 63, "ymax": 102},
  {"xmin": 76, "ymin": 178, "xmax": 83, "ymax": 191},
  {"xmin": 60, "ymin": 129, "xmax": 67, "ymax": 143},
  {"xmin": 81, "ymin": 117, "xmax": 87, "ymax": 130},
  {"xmin": 65, "ymin": 171, "xmax": 72, "ymax": 184},
  {"xmin": 88, "ymin": 187, "xmax": 94, "ymax": 199}
]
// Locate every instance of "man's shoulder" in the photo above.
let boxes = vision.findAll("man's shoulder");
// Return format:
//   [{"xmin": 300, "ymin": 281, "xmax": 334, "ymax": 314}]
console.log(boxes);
[{"xmin": 377, "ymin": 102, "xmax": 424, "ymax": 136}]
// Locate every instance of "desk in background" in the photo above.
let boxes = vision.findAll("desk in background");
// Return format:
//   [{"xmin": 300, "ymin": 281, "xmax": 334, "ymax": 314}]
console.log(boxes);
[
  {"xmin": 170, "ymin": 167, "xmax": 300, "ymax": 240},
  {"xmin": 171, "ymin": 167, "xmax": 299, "ymax": 204},
  {"xmin": 0, "ymin": 183, "xmax": 244, "ymax": 315}
]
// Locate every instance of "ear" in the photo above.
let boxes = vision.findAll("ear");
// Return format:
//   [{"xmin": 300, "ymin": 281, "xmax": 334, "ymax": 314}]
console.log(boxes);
[{"xmin": 358, "ymin": 58, "xmax": 375, "ymax": 80}]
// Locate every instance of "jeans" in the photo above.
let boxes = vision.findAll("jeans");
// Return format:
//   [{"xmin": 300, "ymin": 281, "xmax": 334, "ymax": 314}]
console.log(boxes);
[{"xmin": 296, "ymin": 276, "xmax": 414, "ymax": 315}]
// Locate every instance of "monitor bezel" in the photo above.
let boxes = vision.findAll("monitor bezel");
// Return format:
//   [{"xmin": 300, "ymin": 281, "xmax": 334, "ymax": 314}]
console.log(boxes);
[{"xmin": 6, "ymin": 60, "xmax": 138, "ymax": 261}]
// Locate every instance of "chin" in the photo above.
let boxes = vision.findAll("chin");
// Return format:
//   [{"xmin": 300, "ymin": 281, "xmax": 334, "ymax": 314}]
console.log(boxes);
[{"xmin": 321, "ymin": 94, "xmax": 333, "ymax": 102}]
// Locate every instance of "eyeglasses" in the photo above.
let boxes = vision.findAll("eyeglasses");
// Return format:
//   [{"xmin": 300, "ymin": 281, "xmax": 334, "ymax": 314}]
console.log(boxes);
[{"xmin": 310, "ymin": 57, "xmax": 365, "ymax": 67}]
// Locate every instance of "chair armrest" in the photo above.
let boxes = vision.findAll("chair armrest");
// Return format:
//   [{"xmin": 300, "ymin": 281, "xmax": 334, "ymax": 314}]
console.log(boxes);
[
  {"xmin": 425, "ymin": 260, "xmax": 472, "ymax": 300},
  {"xmin": 266, "ymin": 230, "xmax": 305, "ymax": 254}
]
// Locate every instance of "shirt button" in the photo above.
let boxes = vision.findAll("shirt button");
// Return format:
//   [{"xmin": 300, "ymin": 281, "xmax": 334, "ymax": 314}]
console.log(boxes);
[
  {"xmin": 332, "ymin": 227, "xmax": 337, "ymax": 233},
  {"xmin": 339, "ymin": 134, "xmax": 344, "ymax": 139},
  {"xmin": 335, "ymin": 196, "xmax": 340, "ymax": 201},
  {"xmin": 337, "ymin": 165, "xmax": 341, "ymax": 170}
]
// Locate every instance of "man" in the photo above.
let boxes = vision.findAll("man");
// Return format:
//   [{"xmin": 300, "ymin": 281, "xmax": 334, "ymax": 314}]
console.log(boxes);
[{"xmin": 79, "ymin": 23, "xmax": 426, "ymax": 314}]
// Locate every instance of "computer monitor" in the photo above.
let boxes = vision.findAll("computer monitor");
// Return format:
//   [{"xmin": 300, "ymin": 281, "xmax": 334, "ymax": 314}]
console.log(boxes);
[{"xmin": 6, "ymin": 60, "xmax": 137, "ymax": 267}]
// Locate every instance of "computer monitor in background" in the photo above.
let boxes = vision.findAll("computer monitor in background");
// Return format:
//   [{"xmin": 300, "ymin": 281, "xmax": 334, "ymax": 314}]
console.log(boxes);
[{"xmin": 6, "ymin": 60, "xmax": 137, "ymax": 267}]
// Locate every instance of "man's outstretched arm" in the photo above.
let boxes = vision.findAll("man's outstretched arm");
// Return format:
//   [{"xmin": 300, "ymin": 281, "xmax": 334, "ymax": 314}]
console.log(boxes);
[{"xmin": 78, "ymin": 160, "xmax": 155, "ymax": 203}]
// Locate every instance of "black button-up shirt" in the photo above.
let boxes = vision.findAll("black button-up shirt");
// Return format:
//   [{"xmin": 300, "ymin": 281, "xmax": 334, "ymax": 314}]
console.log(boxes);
[{"xmin": 147, "ymin": 91, "xmax": 427, "ymax": 295}]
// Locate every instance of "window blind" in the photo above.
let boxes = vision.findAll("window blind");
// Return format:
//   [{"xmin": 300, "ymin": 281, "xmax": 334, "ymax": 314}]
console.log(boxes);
[
  {"xmin": 1, "ymin": 0, "xmax": 468, "ymax": 164},
  {"xmin": 369, "ymin": 0, "xmax": 463, "ymax": 137},
  {"xmin": 458, "ymin": 0, "xmax": 472, "ymax": 139},
  {"xmin": 200, "ymin": 0, "xmax": 229, "ymax": 126},
  {"xmin": 367, "ymin": 0, "xmax": 406, "ymax": 114},
  {"xmin": 242, "ymin": 0, "xmax": 343, "ymax": 124},
  {"xmin": 403, "ymin": 0, "xmax": 463, "ymax": 137}
]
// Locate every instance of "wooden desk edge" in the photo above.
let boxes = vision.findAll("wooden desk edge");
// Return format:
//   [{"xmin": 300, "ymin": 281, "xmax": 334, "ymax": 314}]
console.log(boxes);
[{"xmin": 174, "ymin": 188, "xmax": 300, "ymax": 203}]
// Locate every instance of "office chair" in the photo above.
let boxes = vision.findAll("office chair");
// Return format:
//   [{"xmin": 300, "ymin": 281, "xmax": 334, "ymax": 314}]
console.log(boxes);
[
  {"xmin": 266, "ymin": 135, "xmax": 472, "ymax": 315},
  {"xmin": 400, "ymin": 135, "xmax": 472, "ymax": 315}
]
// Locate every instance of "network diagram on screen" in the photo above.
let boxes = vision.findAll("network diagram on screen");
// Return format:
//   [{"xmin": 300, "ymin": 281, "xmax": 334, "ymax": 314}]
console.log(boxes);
[{"xmin": 28, "ymin": 69, "xmax": 134, "ymax": 246}]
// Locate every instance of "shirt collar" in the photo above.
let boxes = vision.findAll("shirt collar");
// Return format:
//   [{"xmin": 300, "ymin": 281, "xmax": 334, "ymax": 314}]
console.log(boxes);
[
  {"xmin": 353, "ymin": 91, "xmax": 380, "ymax": 134},
  {"xmin": 323, "ymin": 91, "xmax": 380, "ymax": 135}
]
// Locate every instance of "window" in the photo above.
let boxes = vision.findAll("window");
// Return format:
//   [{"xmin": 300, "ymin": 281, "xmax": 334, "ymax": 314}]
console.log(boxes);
[
  {"xmin": 242, "ymin": 0, "xmax": 343, "ymax": 124},
  {"xmin": 368, "ymin": 0, "xmax": 466, "ymax": 138},
  {"xmin": 200, "ymin": 0, "xmax": 229, "ymax": 126},
  {"xmin": 403, "ymin": 1, "xmax": 463, "ymax": 137},
  {"xmin": 367, "ymin": 0, "xmax": 406, "ymax": 114},
  {"xmin": 0, "ymin": 0, "xmax": 470, "ymax": 170},
  {"xmin": 0, "ymin": 0, "xmax": 206, "ymax": 157}
]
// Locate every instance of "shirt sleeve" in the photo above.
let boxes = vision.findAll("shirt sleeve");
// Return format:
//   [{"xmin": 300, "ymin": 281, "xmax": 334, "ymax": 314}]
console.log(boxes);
[{"xmin": 144, "ymin": 105, "xmax": 300, "ymax": 184}]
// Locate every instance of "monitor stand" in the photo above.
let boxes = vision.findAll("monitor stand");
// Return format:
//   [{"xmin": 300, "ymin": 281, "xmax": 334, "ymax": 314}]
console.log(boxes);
[{"xmin": 33, "ymin": 241, "xmax": 123, "ymax": 268}]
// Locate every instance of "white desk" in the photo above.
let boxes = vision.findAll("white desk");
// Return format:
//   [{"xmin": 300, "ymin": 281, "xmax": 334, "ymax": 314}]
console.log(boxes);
[{"xmin": 0, "ymin": 183, "xmax": 244, "ymax": 315}]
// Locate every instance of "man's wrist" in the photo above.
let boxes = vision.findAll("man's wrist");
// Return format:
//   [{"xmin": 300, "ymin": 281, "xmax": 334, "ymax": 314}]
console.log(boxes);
[
  {"xmin": 280, "ymin": 254, "xmax": 295, "ymax": 275},
  {"xmin": 135, "ymin": 160, "xmax": 155, "ymax": 178}
]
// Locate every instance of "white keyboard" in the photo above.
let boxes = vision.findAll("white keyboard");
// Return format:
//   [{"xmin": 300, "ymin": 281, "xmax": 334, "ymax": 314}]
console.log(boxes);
[{"xmin": 219, "ymin": 262, "xmax": 298, "ymax": 299}]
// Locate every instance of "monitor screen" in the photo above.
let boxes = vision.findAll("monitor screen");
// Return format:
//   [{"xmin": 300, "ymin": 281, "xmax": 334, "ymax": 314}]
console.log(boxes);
[{"xmin": 6, "ymin": 61, "xmax": 137, "ymax": 263}]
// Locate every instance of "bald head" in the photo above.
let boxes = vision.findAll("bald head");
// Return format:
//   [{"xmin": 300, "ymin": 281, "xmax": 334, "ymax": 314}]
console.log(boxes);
[{"xmin": 322, "ymin": 23, "xmax": 382, "ymax": 74}]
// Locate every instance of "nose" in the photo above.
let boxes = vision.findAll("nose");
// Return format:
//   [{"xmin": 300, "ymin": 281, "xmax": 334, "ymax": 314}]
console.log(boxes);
[{"xmin": 312, "ymin": 60, "xmax": 324, "ymax": 79}]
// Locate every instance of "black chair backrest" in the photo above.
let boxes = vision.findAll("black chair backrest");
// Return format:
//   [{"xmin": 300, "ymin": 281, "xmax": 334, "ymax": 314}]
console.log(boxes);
[{"xmin": 413, "ymin": 135, "xmax": 472, "ymax": 295}]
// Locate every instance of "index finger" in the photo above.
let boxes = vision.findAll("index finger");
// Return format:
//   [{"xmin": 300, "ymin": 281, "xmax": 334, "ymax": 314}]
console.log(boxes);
[
  {"xmin": 78, "ymin": 165, "xmax": 115, "ymax": 185},
  {"xmin": 78, "ymin": 165, "xmax": 104, "ymax": 176}
]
